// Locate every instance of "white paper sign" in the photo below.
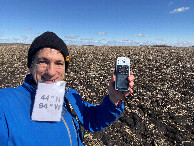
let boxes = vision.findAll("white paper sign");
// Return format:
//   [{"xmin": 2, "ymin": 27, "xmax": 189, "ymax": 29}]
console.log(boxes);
[{"xmin": 31, "ymin": 81, "xmax": 66, "ymax": 122}]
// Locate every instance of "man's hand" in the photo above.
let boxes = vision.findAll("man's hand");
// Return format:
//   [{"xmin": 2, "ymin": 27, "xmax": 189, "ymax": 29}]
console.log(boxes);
[{"xmin": 108, "ymin": 71, "xmax": 134, "ymax": 105}]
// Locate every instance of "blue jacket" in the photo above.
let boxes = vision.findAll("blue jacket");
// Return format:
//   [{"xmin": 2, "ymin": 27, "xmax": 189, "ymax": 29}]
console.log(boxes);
[{"xmin": 0, "ymin": 74, "xmax": 124, "ymax": 146}]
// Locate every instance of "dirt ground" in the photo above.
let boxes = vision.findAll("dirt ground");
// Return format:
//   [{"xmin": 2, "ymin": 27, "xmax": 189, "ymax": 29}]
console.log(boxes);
[{"xmin": 0, "ymin": 44, "xmax": 193, "ymax": 145}]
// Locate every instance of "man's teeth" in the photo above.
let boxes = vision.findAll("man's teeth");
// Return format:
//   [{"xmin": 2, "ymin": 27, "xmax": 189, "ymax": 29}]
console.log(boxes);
[
  {"xmin": 46, "ymin": 80, "xmax": 55, "ymax": 82},
  {"xmin": 41, "ymin": 78, "xmax": 56, "ymax": 83}
]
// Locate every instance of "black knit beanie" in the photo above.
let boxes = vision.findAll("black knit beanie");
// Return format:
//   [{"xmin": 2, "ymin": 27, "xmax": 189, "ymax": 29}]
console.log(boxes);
[{"xmin": 28, "ymin": 31, "xmax": 69, "ymax": 72}]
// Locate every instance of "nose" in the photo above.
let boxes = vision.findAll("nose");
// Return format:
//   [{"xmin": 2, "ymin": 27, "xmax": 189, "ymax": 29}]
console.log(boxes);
[{"xmin": 46, "ymin": 63, "xmax": 56, "ymax": 77}]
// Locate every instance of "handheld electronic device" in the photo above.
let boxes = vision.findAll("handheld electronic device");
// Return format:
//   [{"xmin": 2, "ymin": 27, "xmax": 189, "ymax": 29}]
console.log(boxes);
[{"xmin": 115, "ymin": 57, "xmax": 130, "ymax": 91}]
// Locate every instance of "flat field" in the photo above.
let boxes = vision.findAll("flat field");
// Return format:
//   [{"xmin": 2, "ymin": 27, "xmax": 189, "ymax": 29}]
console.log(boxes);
[{"xmin": 0, "ymin": 44, "xmax": 193, "ymax": 145}]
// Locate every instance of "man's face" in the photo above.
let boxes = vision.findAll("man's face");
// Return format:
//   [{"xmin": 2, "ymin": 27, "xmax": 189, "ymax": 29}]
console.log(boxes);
[{"xmin": 30, "ymin": 48, "xmax": 65, "ymax": 84}]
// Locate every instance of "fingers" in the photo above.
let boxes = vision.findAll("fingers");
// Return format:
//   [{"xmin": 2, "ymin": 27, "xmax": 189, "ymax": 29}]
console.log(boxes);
[
  {"xmin": 129, "ymin": 87, "xmax": 133, "ymax": 94},
  {"xmin": 129, "ymin": 80, "xmax": 134, "ymax": 88},
  {"xmin": 128, "ymin": 71, "xmax": 134, "ymax": 82},
  {"xmin": 128, "ymin": 71, "xmax": 134, "ymax": 88}
]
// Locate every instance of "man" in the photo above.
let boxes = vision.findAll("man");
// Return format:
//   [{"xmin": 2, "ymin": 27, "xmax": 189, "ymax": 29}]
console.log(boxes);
[{"xmin": 0, "ymin": 32, "xmax": 134, "ymax": 145}]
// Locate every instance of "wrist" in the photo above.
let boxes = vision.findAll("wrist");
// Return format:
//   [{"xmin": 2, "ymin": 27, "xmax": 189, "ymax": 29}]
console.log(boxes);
[{"xmin": 108, "ymin": 94, "xmax": 122, "ymax": 106}]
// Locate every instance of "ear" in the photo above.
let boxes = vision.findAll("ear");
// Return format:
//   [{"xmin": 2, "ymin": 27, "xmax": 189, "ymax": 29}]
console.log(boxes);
[
  {"xmin": 29, "ymin": 65, "xmax": 33, "ymax": 74},
  {"xmin": 29, "ymin": 62, "xmax": 36, "ymax": 74}
]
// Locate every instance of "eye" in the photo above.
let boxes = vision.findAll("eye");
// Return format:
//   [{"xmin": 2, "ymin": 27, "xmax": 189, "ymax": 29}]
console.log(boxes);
[
  {"xmin": 36, "ymin": 60, "xmax": 49, "ymax": 67},
  {"xmin": 55, "ymin": 61, "xmax": 65, "ymax": 66},
  {"xmin": 38, "ymin": 60, "xmax": 47, "ymax": 64}
]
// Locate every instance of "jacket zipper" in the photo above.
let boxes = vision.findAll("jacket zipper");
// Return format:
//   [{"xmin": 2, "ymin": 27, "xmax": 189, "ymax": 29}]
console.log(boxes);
[{"xmin": 62, "ymin": 116, "xmax": 72, "ymax": 146}]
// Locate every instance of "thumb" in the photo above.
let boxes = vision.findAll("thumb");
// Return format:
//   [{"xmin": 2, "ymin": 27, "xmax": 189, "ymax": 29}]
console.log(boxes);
[
  {"xmin": 112, "ymin": 75, "xmax": 116, "ymax": 82},
  {"xmin": 109, "ymin": 75, "xmax": 116, "ymax": 88}
]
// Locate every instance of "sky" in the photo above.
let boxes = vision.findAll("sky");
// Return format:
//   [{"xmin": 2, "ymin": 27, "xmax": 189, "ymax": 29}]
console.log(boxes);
[{"xmin": 0, "ymin": 0, "xmax": 194, "ymax": 47}]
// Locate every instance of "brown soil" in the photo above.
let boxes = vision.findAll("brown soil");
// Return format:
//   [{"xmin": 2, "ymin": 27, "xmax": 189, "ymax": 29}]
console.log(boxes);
[{"xmin": 0, "ymin": 45, "xmax": 193, "ymax": 146}]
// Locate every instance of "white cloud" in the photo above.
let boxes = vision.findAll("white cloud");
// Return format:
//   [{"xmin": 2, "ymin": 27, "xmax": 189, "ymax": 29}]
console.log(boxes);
[
  {"xmin": 21, "ymin": 36, "xmax": 35, "ymax": 40},
  {"xmin": 24, "ymin": 28, "xmax": 32, "ymax": 30},
  {"xmin": 80, "ymin": 37, "xmax": 93, "ymax": 40},
  {"xmin": 14, "ymin": 36, "xmax": 34, "ymax": 44},
  {"xmin": 170, "ymin": 7, "xmax": 190, "ymax": 14},
  {"xmin": 97, "ymin": 32, "xmax": 107, "ymax": 35},
  {"xmin": 175, "ymin": 40, "xmax": 194, "ymax": 47},
  {"xmin": 0, "ymin": 38, "xmax": 10, "ymax": 43},
  {"xmin": 137, "ymin": 34, "xmax": 149, "ymax": 37},
  {"xmin": 12, "ymin": 38, "xmax": 21, "ymax": 42},
  {"xmin": 155, "ymin": 38, "xmax": 164, "ymax": 41},
  {"xmin": 66, "ymin": 39, "xmax": 193, "ymax": 47},
  {"xmin": 1, "ymin": 35, "xmax": 193, "ymax": 47},
  {"xmin": 122, "ymin": 38, "xmax": 129, "ymax": 41},
  {"xmin": 65, "ymin": 35, "xmax": 79, "ymax": 39}
]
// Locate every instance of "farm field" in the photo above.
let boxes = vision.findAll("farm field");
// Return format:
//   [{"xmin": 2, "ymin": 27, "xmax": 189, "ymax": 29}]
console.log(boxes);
[{"xmin": 0, "ymin": 44, "xmax": 193, "ymax": 145}]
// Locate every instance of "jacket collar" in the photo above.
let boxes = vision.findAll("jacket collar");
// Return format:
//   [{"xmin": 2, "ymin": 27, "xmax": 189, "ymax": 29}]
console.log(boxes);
[{"xmin": 22, "ymin": 74, "xmax": 37, "ymax": 93}]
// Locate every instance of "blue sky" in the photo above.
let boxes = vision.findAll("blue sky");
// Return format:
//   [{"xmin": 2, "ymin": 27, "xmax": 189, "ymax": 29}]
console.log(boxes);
[{"xmin": 0, "ymin": 0, "xmax": 193, "ymax": 46}]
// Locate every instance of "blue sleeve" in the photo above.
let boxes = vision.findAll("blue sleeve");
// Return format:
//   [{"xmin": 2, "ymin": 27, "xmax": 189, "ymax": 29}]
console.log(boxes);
[
  {"xmin": 0, "ymin": 105, "xmax": 8, "ymax": 145},
  {"xmin": 83, "ymin": 95, "xmax": 124, "ymax": 132}
]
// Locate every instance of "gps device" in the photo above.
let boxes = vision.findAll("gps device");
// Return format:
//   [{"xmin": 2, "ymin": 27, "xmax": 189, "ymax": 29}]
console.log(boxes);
[{"xmin": 115, "ymin": 57, "xmax": 130, "ymax": 91}]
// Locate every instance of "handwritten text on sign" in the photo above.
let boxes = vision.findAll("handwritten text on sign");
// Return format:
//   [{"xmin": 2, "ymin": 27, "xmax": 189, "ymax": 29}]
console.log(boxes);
[
  {"xmin": 39, "ymin": 95, "xmax": 61, "ymax": 110},
  {"xmin": 31, "ymin": 81, "xmax": 66, "ymax": 122}
]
